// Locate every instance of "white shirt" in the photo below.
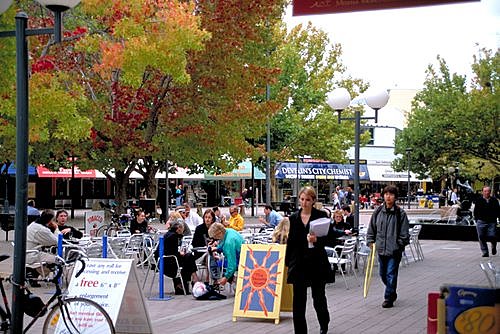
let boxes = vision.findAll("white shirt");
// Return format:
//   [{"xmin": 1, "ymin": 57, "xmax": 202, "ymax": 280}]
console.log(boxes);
[
  {"xmin": 26, "ymin": 222, "xmax": 60, "ymax": 264},
  {"xmin": 184, "ymin": 211, "xmax": 203, "ymax": 232}
]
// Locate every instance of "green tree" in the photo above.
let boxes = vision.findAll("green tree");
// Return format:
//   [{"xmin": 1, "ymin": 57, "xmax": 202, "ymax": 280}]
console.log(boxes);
[
  {"xmin": 249, "ymin": 22, "xmax": 367, "ymax": 200},
  {"xmin": 135, "ymin": 0, "xmax": 287, "ymax": 199},
  {"xmin": 0, "ymin": 2, "xmax": 92, "ymax": 167},
  {"xmin": 394, "ymin": 47, "xmax": 499, "ymax": 184}
]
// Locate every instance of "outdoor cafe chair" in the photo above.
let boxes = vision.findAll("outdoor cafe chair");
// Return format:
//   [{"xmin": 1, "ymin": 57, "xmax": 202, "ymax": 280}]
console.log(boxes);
[
  {"xmin": 409, "ymin": 224, "xmax": 424, "ymax": 261},
  {"xmin": 149, "ymin": 254, "xmax": 187, "ymax": 296},
  {"xmin": 325, "ymin": 238, "xmax": 359, "ymax": 289},
  {"xmin": 123, "ymin": 233, "xmax": 145, "ymax": 261}
]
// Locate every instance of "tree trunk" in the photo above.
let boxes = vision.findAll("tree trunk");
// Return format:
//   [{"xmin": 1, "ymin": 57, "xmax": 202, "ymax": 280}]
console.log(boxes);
[
  {"xmin": 144, "ymin": 165, "xmax": 159, "ymax": 199},
  {"xmin": 113, "ymin": 169, "xmax": 133, "ymax": 214},
  {"xmin": 139, "ymin": 156, "xmax": 160, "ymax": 199}
]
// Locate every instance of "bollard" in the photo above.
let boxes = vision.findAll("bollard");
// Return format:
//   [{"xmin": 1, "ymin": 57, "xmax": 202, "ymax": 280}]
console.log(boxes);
[
  {"xmin": 148, "ymin": 235, "xmax": 172, "ymax": 301},
  {"xmin": 102, "ymin": 235, "xmax": 107, "ymax": 258},
  {"xmin": 159, "ymin": 235, "xmax": 164, "ymax": 298},
  {"xmin": 57, "ymin": 234, "xmax": 63, "ymax": 257}
]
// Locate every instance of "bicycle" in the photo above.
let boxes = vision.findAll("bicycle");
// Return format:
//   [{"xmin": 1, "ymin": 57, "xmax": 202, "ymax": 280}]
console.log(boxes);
[
  {"xmin": 0, "ymin": 254, "xmax": 115, "ymax": 333},
  {"xmin": 95, "ymin": 203, "xmax": 134, "ymax": 237}
]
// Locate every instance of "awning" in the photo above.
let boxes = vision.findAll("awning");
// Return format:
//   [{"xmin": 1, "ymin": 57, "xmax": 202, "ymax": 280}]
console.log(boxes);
[
  {"xmin": 156, "ymin": 167, "xmax": 204, "ymax": 180},
  {"xmin": 37, "ymin": 166, "xmax": 97, "ymax": 178},
  {"xmin": 94, "ymin": 167, "xmax": 204, "ymax": 179},
  {"xmin": 205, "ymin": 160, "xmax": 266, "ymax": 180},
  {"xmin": 275, "ymin": 162, "xmax": 370, "ymax": 181},
  {"xmin": 366, "ymin": 165, "xmax": 430, "ymax": 182},
  {"xmin": 1, "ymin": 164, "xmax": 37, "ymax": 175}
]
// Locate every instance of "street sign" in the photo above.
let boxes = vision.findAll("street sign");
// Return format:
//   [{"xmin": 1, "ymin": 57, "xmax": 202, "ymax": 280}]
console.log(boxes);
[
  {"xmin": 292, "ymin": 0, "xmax": 478, "ymax": 16},
  {"xmin": 349, "ymin": 159, "xmax": 367, "ymax": 165}
]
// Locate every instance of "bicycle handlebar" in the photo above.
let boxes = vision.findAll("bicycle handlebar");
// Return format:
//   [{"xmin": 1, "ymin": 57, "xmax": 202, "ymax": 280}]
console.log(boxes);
[{"xmin": 52, "ymin": 252, "xmax": 87, "ymax": 282}]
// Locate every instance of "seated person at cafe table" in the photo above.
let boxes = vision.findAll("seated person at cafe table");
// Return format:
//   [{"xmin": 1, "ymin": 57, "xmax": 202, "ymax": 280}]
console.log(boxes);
[
  {"xmin": 224, "ymin": 206, "xmax": 245, "ymax": 231},
  {"xmin": 26, "ymin": 209, "xmax": 60, "ymax": 286},
  {"xmin": 342, "ymin": 205, "xmax": 355, "ymax": 228},
  {"xmin": 192, "ymin": 209, "xmax": 218, "ymax": 282},
  {"xmin": 258, "ymin": 204, "xmax": 284, "ymax": 229},
  {"xmin": 130, "ymin": 209, "xmax": 149, "ymax": 234},
  {"xmin": 159, "ymin": 219, "xmax": 199, "ymax": 294},
  {"xmin": 332, "ymin": 209, "xmax": 352, "ymax": 231},
  {"xmin": 56, "ymin": 209, "xmax": 83, "ymax": 239},
  {"xmin": 326, "ymin": 214, "xmax": 353, "ymax": 255},
  {"xmin": 192, "ymin": 209, "xmax": 216, "ymax": 257},
  {"xmin": 172, "ymin": 207, "xmax": 192, "ymax": 236},
  {"xmin": 212, "ymin": 206, "xmax": 226, "ymax": 225},
  {"xmin": 208, "ymin": 222, "xmax": 244, "ymax": 288}
]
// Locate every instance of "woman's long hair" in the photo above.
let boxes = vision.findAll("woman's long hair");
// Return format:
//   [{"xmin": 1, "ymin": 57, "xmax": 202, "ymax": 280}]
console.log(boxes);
[{"xmin": 272, "ymin": 218, "xmax": 290, "ymax": 244}]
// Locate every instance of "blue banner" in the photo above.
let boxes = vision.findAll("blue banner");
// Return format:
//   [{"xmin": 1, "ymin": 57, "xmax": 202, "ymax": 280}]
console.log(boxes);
[
  {"xmin": 0, "ymin": 163, "xmax": 37, "ymax": 175},
  {"xmin": 275, "ymin": 162, "xmax": 370, "ymax": 181}
]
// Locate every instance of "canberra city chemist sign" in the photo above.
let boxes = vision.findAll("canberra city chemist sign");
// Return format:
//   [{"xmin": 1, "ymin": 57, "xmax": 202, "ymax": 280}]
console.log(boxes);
[{"xmin": 275, "ymin": 162, "xmax": 370, "ymax": 180}]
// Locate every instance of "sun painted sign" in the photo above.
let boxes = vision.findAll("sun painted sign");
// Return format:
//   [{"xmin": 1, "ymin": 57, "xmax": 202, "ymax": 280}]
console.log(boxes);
[
  {"xmin": 232, "ymin": 244, "xmax": 287, "ymax": 324},
  {"xmin": 293, "ymin": 0, "xmax": 479, "ymax": 16}
]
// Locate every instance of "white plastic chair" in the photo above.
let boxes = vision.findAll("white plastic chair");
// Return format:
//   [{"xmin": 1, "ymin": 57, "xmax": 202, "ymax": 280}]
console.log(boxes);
[{"xmin": 325, "ymin": 238, "xmax": 359, "ymax": 289}]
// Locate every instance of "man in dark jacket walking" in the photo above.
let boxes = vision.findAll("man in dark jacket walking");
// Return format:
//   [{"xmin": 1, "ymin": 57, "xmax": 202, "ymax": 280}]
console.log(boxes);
[
  {"xmin": 366, "ymin": 185, "xmax": 409, "ymax": 308},
  {"xmin": 473, "ymin": 186, "xmax": 500, "ymax": 257}
]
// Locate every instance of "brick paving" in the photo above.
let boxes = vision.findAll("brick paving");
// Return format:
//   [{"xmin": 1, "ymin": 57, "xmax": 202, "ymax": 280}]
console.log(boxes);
[{"xmin": 0, "ymin": 209, "xmax": 496, "ymax": 333}]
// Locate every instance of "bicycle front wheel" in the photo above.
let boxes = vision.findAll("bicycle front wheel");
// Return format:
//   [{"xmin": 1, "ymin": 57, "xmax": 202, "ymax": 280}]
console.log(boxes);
[{"xmin": 42, "ymin": 297, "xmax": 115, "ymax": 334}]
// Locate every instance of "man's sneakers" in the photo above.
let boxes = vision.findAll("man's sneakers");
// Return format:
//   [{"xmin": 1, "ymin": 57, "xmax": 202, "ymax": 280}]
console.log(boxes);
[
  {"xmin": 482, "ymin": 253, "xmax": 489, "ymax": 257},
  {"xmin": 382, "ymin": 293, "xmax": 397, "ymax": 308},
  {"xmin": 382, "ymin": 300, "xmax": 394, "ymax": 308}
]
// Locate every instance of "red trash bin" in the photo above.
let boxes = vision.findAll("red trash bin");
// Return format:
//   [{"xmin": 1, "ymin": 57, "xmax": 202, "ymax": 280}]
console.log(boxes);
[{"xmin": 234, "ymin": 197, "xmax": 243, "ymax": 205}]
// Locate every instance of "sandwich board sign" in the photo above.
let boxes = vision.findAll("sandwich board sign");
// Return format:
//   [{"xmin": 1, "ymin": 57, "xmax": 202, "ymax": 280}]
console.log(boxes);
[
  {"xmin": 232, "ymin": 244, "xmax": 286, "ymax": 324},
  {"xmin": 84, "ymin": 210, "xmax": 105, "ymax": 236},
  {"xmin": 67, "ymin": 258, "xmax": 153, "ymax": 333}
]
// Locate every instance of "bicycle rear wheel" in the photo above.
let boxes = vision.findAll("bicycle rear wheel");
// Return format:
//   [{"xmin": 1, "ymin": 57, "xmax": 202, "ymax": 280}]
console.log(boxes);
[
  {"xmin": 96, "ymin": 225, "xmax": 108, "ymax": 237},
  {"xmin": 106, "ymin": 226, "xmax": 118, "ymax": 237},
  {"xmin": 42, "ymin": 297, "xmax": 115, "ymax": 334}
]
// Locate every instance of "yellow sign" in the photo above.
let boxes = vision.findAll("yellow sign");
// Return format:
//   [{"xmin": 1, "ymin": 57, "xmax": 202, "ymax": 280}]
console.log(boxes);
[{"xmin": 232, "ymin": 244, "xmax": 286, "ymax": 324}]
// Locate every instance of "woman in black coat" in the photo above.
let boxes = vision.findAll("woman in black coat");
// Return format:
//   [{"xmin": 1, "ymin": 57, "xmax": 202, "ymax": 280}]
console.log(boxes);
[
  {"xmin": 285, "ymin": 186, "xmax": 334, "ymax": 334},
  {"xmin": 161, "ymin": 219, "xmax": 199, "ymax": 294}
]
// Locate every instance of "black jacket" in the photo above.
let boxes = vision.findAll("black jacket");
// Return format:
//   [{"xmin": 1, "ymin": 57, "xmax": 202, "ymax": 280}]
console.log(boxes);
[
  {"xmin": 473, "ymin": 197, "xmax": 500, "ymax": 223},
  {"xmin": 285, "ymin": 208, "xmax": 333, "ymax": 285},
  {"xmin": 57, "ymin": 225, "xmax": 83, "ymax": 239},
  {"xmin": 161, "ymin": 231, "xmax": 183, "ymax": 278}
]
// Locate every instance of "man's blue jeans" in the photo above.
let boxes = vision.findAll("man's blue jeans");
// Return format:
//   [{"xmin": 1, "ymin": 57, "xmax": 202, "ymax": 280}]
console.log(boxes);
[
  {"xmin": 476, "ymin": 220, "xmax": 497, "ymax": 255},
  {"xmin": 378, "ymin": 252, "xmax": 402, "ymax": 301}
]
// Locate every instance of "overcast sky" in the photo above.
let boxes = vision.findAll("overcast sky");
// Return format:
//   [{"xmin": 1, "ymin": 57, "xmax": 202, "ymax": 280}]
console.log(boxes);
[{"xmin": 285, "ymin": 1, "xmax": 499, "ymax": 89}]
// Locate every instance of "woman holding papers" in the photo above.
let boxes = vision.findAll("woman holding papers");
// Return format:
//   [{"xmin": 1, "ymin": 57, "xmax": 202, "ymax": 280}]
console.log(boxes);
[{"xmin": 286, "ymin": 186, "xmax": 334, "ymax": 334}]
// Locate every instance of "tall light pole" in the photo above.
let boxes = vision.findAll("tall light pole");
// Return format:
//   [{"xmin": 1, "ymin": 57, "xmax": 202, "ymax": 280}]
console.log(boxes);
[
  {"xmin": 265, "ymin": 84, "xmax": 271, "ymax": 206},
  {"xmin": 327, "ymin": 87, "xmax": 389, "ymax": 229},
  {"xmin": 0, "ymin": 1, "xmax": 80, "ymax": 331},
  {"xmin": 406, "ymin": 148, "xmax": 413, "ymax": 209}
]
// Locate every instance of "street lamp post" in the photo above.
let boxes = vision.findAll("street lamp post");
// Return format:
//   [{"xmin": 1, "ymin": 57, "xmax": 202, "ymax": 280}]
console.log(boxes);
[
  {"xmin": 327, "ymin": 88, "xmax": 389, "ymax": 229},
  {"xmin": 406, "ymin": 148, "xmax": 413, "ymax": 209},
  {"xmin": 265, "ymin": 83, "xmax": 271, "ymax": 206},
  {"xmin": 0, "ymin": 1, "xmax": 80, "ymax": 331}
]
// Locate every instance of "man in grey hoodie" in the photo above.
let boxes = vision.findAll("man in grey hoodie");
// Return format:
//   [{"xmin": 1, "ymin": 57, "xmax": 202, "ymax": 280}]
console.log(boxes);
[{"xmin": 366, "ymin": 185, "xmax": 409, "ymax": 308}]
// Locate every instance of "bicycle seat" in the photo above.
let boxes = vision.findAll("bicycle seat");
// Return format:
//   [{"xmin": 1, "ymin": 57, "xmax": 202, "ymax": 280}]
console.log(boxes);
[{"xmin": 0, "ymin": 255, "xmax": 9, "ymax": 262}]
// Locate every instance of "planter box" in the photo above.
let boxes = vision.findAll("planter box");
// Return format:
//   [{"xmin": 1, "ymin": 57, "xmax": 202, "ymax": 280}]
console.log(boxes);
[{"xmin": 410, "ymin": 223, "xmax": 478, "ymax": 241}]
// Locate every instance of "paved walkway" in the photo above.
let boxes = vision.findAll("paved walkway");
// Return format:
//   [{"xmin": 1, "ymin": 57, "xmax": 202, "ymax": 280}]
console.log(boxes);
[{"xmin": 0, "ymin": 208, "xmax": 495, "ymax": 333}]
